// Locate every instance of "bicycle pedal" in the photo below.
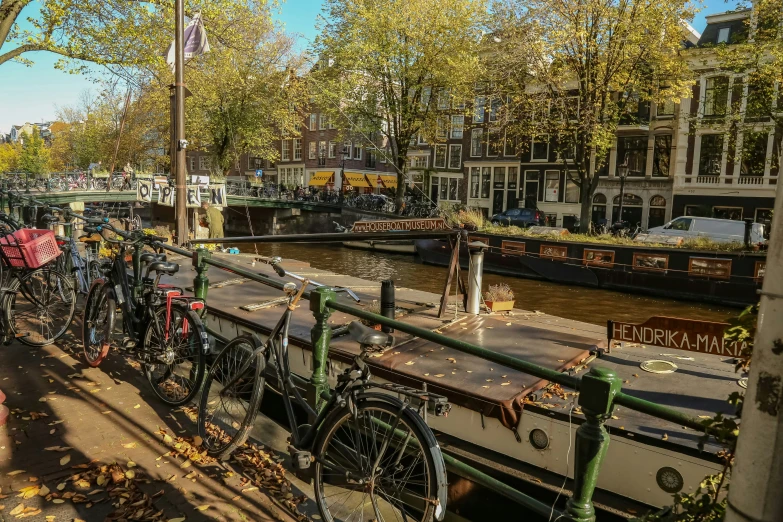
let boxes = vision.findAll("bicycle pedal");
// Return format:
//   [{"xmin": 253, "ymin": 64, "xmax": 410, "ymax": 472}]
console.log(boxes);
[
  {"xmin": 121, "ymin": 338, "xmax": 136, "ymax": 350},
  {"xmin": 288, "ymin": 446, "xmax": 312, "ymax": 470}
]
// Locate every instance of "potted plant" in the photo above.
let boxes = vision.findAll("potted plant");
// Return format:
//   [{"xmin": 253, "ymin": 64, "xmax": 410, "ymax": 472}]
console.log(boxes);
[{"xmin": 484, "ymin": 283, "xmax": 515, "ymax": 312}]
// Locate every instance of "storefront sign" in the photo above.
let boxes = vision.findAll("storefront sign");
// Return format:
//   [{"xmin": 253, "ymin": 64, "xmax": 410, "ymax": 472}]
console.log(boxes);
[
  {"xmin": 136, "ymin": 180, "xmax": 153, "ymax": 202},
  {"xmin": 208, "ymin": 184, "xmax": 225, "ymax": 206},
  {"xmin": 158, "ymin": 185, "xmax": 175, "ymax": 207},
  {"xmin": 608, "ymin": 316, "xmax": 745, "ymax": 357},
  {"xmin": 352, "ymin": 218, "xmax": 448, "ymax": 233},
  {"xmin": 185, "ymin": 184, "xmax": 201, "ymax": 208}
]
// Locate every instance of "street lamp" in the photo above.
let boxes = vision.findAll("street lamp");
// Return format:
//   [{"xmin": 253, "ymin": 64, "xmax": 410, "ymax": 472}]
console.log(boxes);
[
  {"xmin": 616, "ymin": 153, "xmax": 629, "ymax": 225},
  {"xmin": 339, "ymin": 145, "xmax": 349, "ymax": 204}
]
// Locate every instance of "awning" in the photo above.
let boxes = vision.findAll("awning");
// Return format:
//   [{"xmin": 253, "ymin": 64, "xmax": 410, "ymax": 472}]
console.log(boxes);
[
  {"xmin": 308, "ymin": 171, "xmax": 333, "ymax": 187},
  {"xmin": 343, "ymin": 172, "xmax": 371, "ymax": 188},
  {"xmin": 378, "ymin": 175, "xmax": 398, "ymax": 188}
]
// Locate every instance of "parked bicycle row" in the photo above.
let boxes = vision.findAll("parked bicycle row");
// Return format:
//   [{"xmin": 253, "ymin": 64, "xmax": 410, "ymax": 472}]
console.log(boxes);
[{"xmin": 0, "ymin": 194, "xmax": 448, "ymax": 521}]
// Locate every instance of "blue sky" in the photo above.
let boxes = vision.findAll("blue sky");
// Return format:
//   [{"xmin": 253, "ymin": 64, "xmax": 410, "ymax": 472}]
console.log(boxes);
[{"xmin": 0, "ymin": 0, "xmax": 739, "ymax": 135}]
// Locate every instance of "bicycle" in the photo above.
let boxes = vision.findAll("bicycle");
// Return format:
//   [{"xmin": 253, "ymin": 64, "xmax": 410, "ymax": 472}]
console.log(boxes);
[
  {"xmin": 198, "ymin": 257, "xmax": 450, "ymax": 522},
  {"xmin": 79, "ymin": 219, "xmax": 208, "ymax": 406}
]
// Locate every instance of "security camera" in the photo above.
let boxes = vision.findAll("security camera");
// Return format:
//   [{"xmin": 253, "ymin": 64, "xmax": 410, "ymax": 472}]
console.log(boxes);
[{"xmin": 178, "ymin": 139, "xmax": 189, "ymax": 150}]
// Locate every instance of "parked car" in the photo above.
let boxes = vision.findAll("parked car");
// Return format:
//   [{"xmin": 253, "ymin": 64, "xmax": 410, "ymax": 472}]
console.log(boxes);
[
  {"xmin": 648, "ymin": 216, "xmax": 766, "ymax": 245},
  {"xmin": 490, "ymin": 208, "xmax": 544, "ymax": 228}
]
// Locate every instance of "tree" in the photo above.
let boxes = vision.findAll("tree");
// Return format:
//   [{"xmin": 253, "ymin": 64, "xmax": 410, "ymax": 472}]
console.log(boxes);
[
  {"xmin": 0, "ymin": 141, "xmax": 22, "ymax": 173},
  {"xmin": 489, "ymin": 0, "xmax": 696, "ymax": 232},
  {"xmin": 312, "ymin": 0, "xmax": 488, "ymax": 213},
  {"xmin": 17, "ymin": 127, "xmax": 50, "ymax": 174}
]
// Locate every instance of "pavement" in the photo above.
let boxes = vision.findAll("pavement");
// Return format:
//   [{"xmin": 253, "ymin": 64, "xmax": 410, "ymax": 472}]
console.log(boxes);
[{"xmin": 0, "ymin": 319, "xmax": 317, "ymax": 522}]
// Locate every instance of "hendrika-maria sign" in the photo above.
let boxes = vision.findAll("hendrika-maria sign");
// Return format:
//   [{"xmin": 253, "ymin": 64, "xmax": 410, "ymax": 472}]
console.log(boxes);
[
  {"xmin": 608, "ymin": 316, "xmax": 745, "ymax": 357},
  {"xmin": 352, "ymin": 218, "xmax": 448, "ymax": 233}
]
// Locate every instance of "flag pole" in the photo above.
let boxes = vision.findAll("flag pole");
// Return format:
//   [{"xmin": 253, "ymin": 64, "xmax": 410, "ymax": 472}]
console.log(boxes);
[{"xmin": 173, "ymin": 0, "xmax": 188, "ymax": 245}]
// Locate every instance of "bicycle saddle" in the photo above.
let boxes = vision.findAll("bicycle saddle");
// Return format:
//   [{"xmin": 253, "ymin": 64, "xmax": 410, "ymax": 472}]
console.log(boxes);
[
  {"xmin": 148, "ymin": 261, "xmax": 179, "ymax": 276},
  {"xmin": 140, "ymin": 252, "xmax": 167, "ymax": 264},
  {"xmin": 348, "ymin": 321, "xmax": 393, "ymax": 347},
  {"xmin": 79, "ymin": 233, "xmax": 103, "ymax": 243}
]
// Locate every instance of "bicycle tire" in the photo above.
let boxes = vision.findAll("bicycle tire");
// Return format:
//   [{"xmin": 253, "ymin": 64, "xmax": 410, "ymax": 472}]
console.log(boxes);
[
  {"xmin": 198, "ymin": 335, "xmax": 265, "ymax": 460},
  {"xmin": 6, "ymin": 268, "xmax": 76, "ymax": 346},
  {"xmin": 82, "ymin": 280, "xmax": 114, "ymax": 366},
  {"xmin": 142, "ymin": 302, "xmax": 207, "ymax": 406},
  {"xmin": 312, "ymin": 397, "xmax": 445, "ymax": 522}
]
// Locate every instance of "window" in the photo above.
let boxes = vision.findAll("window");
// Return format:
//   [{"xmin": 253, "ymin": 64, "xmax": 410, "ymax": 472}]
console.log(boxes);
[
  {"xmin": 501, "ymin": 241, "xmax": 525, "ymax": 255},
  {"xmin": 746, "ymin": 77, "xmax": 773, "ymax": 119},
  {"xmin": 293, "ymin": 138, "xmax": 302, "ymax": 161},
  {"xmin": 436, "ymin": 116, "xmax": 448, "ymax": 140},
  {"xmin": 668, "ymin": 217, "xmax": 692, "ymax": 231},
  {"xmin": 584, "ymin": 249, "xmax": 615, "ymax": 267},
  {"xmin": 318, "ymin": 141, "xmax": 327, "ymax": 166},
  {"xmin": 616, "ymin": 136, "xmax": 647, "ymax": 176},
  {"xmin": 592, "ymin": 193, "xmax": 607, "ymax": 223},
  {"xmin": 188, "ymin": 156, "xmax": 196, "ymax": 172},
  {"xmin": 343, "ymin": 142, "xmax": 351, "ymax": 158},
  {"xmin": 448, "ymin": 144, "xmax": 462, "ymax": 169},
  {"xmin": 632, "ymin": 253, "xmax": 669, "ymax": 272},
  {"xmin": 328, "ymin": 141, "xmax": 336, "ymax": 159},
  {"xmin": 657, "ymin": 99, "xmax": 675, "ymax": 117},
  {"xmin": 319, "ymin": 114, "xmax": 326, "ymax": 130},
  {"xmin": 653, "ymin": 135, "xmax": 671, "ymax": 177},
  {"xmin": 532, "ymin": 135, "xmax": 549, "ymax": 161},
  {"xmin": 282, "ymin": 141, "xmax": 291, "ymax": 161},
  {"xmin": 487, "ymin": 129, "xmax": 501, "ymax": 157},
  {"xmin": 450, "ymin": 116, "xmax": 464, "ymax": 139},
  {"xmin": 703, "ymin": 77, "xmax": 729, "ymax": 117},
  {"xmin": 437, "ymin": 89, "xmax": 450, "ymax": 110},
  {"xmin": 470, "ymin": 167, "xmax": 480, "ymax": 198},
  {"xmin": 481, "ymin": 167, "xmax": 491, "ymax": 198},
  {"xmin": 410, "ymin": 156, "xmax": 428, "ymax": 169},
  {"xmin": 544, "ymin": 171, "xmax": 559, "ymax": 202},
  {"xmin": 418, "ymin": 132, "xmax": 427, "ymax": 145},
  {"xmin": 473, "ymin": 96, "xmax": 485, "ymax": 123},
  {"xmin": 420, "ymin": 87, "xmax": 431, "ymax": 110},
  {"xmin": 564, "ymin": 177, "xmax": 579, "ymax": 203},
  {"xmin": 740, "ymin": 132, "xmax": 769, "ymax": 176},
  {"xmin": 435, "ymin": 176, "xmax": 460, "ymax": 202},
  {"xmin": 712, "ymin": 207, "xmax": 743, "ymax": 220},
  {"xmin": 689, "ymin": 258, "xmax": 732, "ymax": 279},
  {"xmin": 448, "ymin": 178, "xmax": 458, "ymax": 201},
  {"xmin": 699, "ymin": 134, "xmax": 724, "ymax": 176},
  {"xmin": 434, "ymin": 145, "xmax": 447, "ymax": 168},
  {"xmin": 366, "ymin": 150, "xmax": 377, "ymax": 169},
  {"xmin": 648, "ymin": 195, "xmax": 667, "ymax": 228},
  {"xmin": 504, "ymin": 132, "xmax": 517, "ymax": 157},
  {"xmin": 308, "ymin": 141, "xmax": 316, "ymax": 160},
  {"xmin": 470, "ymin": 129, "xmax": 483, "ymax": 157},
  {"xmin": 540, "ymin": 245, "xmax": 567, "ymax": 260},
  {"xmin": 564, "ymin": 97, "xmax": 579, "ymax": 121},
  {"xmin": 717, "ymin": 27, "xmax": 730, "ymax": 43},
  {"xmin": 353, "ymin": 143, "xmax": 362, "ymax": 160},
  {"xmin": 309, "ymin": 114, "xmax": 317, "ymax": 131},
  {"xmin": 489, "ymin": 97, "xmax": 501, "ymax": 122}
]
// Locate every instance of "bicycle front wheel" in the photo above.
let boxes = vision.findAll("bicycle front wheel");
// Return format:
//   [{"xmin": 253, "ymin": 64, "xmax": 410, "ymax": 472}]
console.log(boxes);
[
  {"xmin": 142, "ymin": 303, "xmax": 207, "ymax": 406},
  {"xmin": 82, "ymin": 280, "xmax": 115, "ymax": 367},
  {"xmin": 198, "ymin": 335, "xmax": 265, "ymax": 460},
  {"xmin": 313, "ymin": 398, "xmax": 444, "ymax": 522},
  {"xmin": 6, "ymin": 268, "xmax": 76, "ymax": 346}
]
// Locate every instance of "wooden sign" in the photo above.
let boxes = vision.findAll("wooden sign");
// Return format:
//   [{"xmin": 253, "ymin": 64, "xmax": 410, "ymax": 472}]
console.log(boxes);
[
  {"xmin": 608, "ymin": 316, "xmax": 746, "ymax": 357},
  {"xmin": 352, "ymin": 218, "xmax": 448, "ymax": 233},
  {"xmin": 158, "ymin": 185, "xmax": 175, "ymax": 207}
]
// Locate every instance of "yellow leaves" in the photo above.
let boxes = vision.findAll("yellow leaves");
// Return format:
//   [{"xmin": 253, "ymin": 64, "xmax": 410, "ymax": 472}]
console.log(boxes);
[
  {"xmin": 196, "ymin": 504, "xmax": 210, "ymax": 511},
  {"xmin": 7, "ymin": 471, "xmax": 25, "ymax": 476},
  {"xmin": 60, "ymin": 455, "xmax": 71, "ymax": 466}
]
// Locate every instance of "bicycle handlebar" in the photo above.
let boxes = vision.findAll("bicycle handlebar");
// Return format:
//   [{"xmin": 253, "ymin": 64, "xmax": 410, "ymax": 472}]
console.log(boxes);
[{"xmin": 258, "ymin": 256, "xmax": 360, "ymax": 302}]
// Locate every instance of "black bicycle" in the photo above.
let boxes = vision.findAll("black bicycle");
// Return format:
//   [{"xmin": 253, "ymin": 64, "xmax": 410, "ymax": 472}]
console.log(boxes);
[
  {"xmin": 198, "ymin": 257, "xmax": 450, "ymax": 522},
  {"xmin": 79, "ymin": 218, "xmax": 208, "ymax": 406}
]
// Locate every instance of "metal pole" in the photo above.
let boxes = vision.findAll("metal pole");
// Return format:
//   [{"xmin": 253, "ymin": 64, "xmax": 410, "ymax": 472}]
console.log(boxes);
[
  {"xmin": 108, "ymin": 88, "xmax": 132, "ymax": 192},
  {"xmin": 617, "ymin": 175, "xmax": 625, "ymax": 224},
  {"xmin": 173, "ymin": 0, "xmax": 188, "ymax": 245},
  {"xmin": 466, "ymin": 241, "xmax": 486, "ymax": 314},
  {"xmin": 309, "ymin": 287, "xmax": 336, "ymax": 410},
  {"xmin": 725, "ymin": 177, "xmax": 783, "ymax": 522}
]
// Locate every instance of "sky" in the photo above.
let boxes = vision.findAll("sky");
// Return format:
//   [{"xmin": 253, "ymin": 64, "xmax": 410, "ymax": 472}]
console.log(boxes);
[{"xmin": 0, "ymin": 0, "xmax": 740, "ymax": 135}]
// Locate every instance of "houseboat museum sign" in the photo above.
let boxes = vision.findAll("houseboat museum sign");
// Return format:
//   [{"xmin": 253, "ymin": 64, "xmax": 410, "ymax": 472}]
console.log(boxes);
[
  {"xmin": 608, "ymin": 316, "xmax": 746, "ymax": 357},
  {"xmin": 352, "ymin": 218, "xmax": 448, "ymax": 233}
]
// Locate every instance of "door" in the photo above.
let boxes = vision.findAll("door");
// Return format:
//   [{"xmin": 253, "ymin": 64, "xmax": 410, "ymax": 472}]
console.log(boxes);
[
  {"xmin": 430, "ymin": 177, "xmax": 439, "ymax": 204},
  {"xmin": 523, "ymin": 171, "xmax": 539, "ymax": 209},
  {"xmin": 506, "ymin": 167, "xmax": 519, "ymax": 210},
  {"xmin": 492, "ymin": 191, "xmax": 504, "ymax": 215},
  {"xmin": 492, "ymin": 167, "xmax": 506, "ymax": 214}
]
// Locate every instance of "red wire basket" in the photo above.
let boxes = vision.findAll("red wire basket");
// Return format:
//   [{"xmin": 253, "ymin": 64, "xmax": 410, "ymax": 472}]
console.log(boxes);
[{"xmin": 0, "ymin": 229, "xmax": 61, "ymax": 269}]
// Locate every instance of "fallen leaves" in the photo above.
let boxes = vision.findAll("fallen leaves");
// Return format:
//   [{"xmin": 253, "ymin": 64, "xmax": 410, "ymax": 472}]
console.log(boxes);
[
  {"xmin": 59, "ymin": 455, "xmax": 71, "ymax": 466},
  {"xmin": 7, "ymin": 471, "xmax": 25, "ymax": 477}
]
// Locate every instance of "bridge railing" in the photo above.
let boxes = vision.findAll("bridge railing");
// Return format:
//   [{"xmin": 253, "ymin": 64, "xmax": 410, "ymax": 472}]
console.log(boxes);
[{"xmin": 152, "ymin": 234, "xmax": 728, "ymax": 522}]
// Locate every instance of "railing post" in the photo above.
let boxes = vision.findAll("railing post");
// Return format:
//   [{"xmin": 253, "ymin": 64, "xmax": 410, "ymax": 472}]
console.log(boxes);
[
  {"xmin": 192, "ymin": 247, "xmax": 211, "ymax": 301},
  {"xmin": 564, "ymin": 367, "xmax": 621, "ymax": 522},
  {"xmin": 309, "ymin": 286, "xmax": 336, "ymax": 410}
]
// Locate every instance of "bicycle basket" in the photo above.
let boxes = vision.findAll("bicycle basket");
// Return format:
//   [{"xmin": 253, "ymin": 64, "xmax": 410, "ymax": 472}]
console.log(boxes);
[{"xmin": 0, "ymin": 229, "xmax": 61, "ymax": 268}]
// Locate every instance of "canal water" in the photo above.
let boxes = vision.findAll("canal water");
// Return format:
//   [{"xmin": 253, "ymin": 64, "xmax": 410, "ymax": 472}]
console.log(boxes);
[{"xmin": 240, "ymin": 243, "xmax": 737, "ymax": 326}]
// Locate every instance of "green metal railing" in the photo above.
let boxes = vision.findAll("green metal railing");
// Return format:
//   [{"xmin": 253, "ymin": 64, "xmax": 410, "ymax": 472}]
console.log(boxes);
[{"xmin": 144, "ymin": 242, "xmax": 729, "ymax": 522}]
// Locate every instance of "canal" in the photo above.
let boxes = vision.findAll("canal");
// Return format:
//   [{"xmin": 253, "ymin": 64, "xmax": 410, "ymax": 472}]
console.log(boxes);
[{"xmin": 240, "ymin": 242, "xmax": 737, "ymax": 326}]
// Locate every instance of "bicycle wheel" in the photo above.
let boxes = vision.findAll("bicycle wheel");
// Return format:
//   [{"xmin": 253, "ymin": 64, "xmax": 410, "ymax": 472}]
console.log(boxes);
[
  {"xmin": 198, "ymin": 335, "xmax": 265, "ymax": 460},
  {"xmin": 6, "ymin": 268, "xmax": 76, "ymax": 346},
  {"xmin": 313, "ymin": 397, "xmax": 444, "ymax": 522},
  {"xmin": 142, "ymin": 303, "xmax": 207, "ymax": 406},
  {"xmin": 82, "ymin": 280, "xmax": 115, "ymax": 366}
]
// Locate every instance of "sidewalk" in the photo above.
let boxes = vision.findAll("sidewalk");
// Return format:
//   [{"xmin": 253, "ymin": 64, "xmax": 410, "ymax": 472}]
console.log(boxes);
[{"xmin": 0, "ymin": 329, "xmax": 315, "ymax": 522}]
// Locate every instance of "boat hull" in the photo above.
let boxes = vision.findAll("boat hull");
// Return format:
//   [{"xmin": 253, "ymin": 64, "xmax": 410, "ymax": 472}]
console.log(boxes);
[{"xmin": 343, "ymin": 239, "xmax": 417, "ymax": 254}]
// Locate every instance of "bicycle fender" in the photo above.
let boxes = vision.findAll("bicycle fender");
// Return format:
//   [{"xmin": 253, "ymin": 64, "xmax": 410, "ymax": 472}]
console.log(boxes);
[{"xmin": 356, "ymin": 392, "xmax": 449, "ymax": 521}]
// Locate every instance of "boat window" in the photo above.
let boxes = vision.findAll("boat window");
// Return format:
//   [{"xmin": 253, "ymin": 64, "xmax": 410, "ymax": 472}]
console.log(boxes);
[
  {"xmin": 501, "ymin": 241, "xmax": 525, "ymax": 255},
  {"xmin": 632, "ymin": 253, "xmax": 669, "ymax": 271},
  {"xmin": 755, "ymin": 261, "xmax": 766, "ymax": 282},
  {"xmin": 667, "ymin": 217, "xmax": 691, "ymax": 231},
  {"xmin": 584, "ymin": 249, "xmax": 615, "ymax": 267},
  {"xmin": 540, "ymin": 244, "xmax": 567, "ymax": 260},
  {"xmin": 689, "ymin": 257, "xmax": 732, "ymax": 279}
]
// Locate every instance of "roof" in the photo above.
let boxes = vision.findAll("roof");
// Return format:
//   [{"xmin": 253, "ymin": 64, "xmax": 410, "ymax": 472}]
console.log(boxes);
[{"xmin": 697, "ymin": 9, "xmax": 750, "ymax": 46}]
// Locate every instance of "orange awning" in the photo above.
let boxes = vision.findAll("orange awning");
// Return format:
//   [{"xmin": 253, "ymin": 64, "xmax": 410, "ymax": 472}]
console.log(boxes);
[
  {"xmin": 343, "ymin": 172, "xmax": 371, "ymax": 187},
  {"xmin": 378, "ymin": 175, "xmax": 398, "ymax": 188},
  {"xmin": 308, "ymin": 171, "xmax": 333, "ymax": 187}
]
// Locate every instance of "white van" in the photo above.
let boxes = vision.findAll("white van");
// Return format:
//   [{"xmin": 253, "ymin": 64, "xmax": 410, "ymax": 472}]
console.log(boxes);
[{"xmin": 648, "ymin": 216, "xmax": 766, "ymax": 245}]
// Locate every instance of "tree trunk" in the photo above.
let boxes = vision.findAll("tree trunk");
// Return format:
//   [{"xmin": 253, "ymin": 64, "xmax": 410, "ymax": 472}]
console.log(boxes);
[
  {"xmin": 579, "ymin": 190, "xmax": 591, "ymax": 233},
  {"xmin": 394, "ymin": 158, "xmax": 406, "ymax": 215}
]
